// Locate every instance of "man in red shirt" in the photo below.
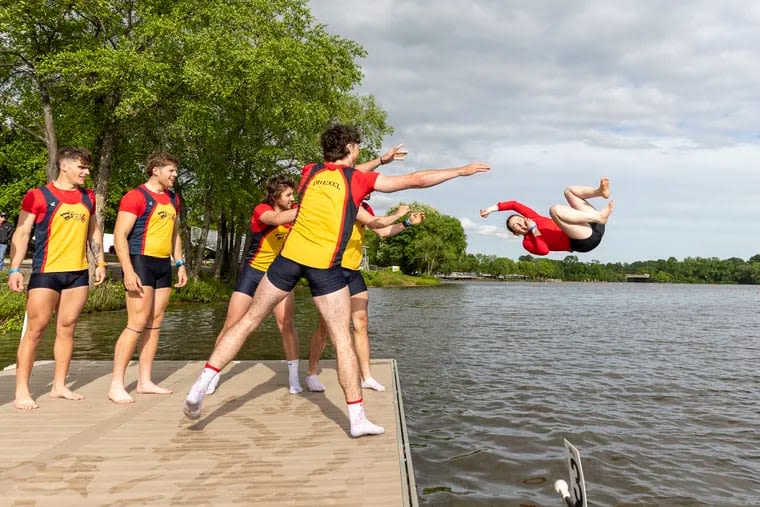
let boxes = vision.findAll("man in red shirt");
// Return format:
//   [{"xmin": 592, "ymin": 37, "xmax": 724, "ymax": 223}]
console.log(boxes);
[
  {"xmin": 480, "ymin": 178, "xmax": 614, "ymax": 255},
  {"xmin": 108, "ymin": 152, "xmax": 187, "ymax": 404},
  {"xmin": 8, "ymin": 147, "xmax": 107, "ymax": 410}
]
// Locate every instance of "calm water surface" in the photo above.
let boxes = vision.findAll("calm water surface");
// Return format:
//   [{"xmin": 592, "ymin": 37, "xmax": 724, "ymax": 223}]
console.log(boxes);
[{"xmin": 2, "ymin": 282, "xmax": 758, "ymax": 506}]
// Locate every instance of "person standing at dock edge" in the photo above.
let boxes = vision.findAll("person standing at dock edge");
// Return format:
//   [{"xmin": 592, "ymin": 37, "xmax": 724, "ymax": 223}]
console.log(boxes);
[
  {"xmin": 108, "ymin": 152, "xmax": 187, "ymax": 404},
  {"xmin": 184, "ymin": 123, "xmax": 490, "ymax": 438},
  {"xmin": 305, "ymin": 200, "xmax": 426, "ymax": 393},
  {"xmin": 8, "ymin": 147, "xmax": 107, "ymax": 410}
]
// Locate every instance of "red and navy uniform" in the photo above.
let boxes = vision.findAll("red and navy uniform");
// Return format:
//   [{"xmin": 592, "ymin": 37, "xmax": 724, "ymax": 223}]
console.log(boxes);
[
  {"xmin": 244, "ymin": 203, "xmax": 291, "ymax": 272},
  {"xmin": 119, "ymin": 185, "xmax": 180, "ymax": 258},
  {"xmin": 496, "ymin": 201, "xmax": 571, "ymax": 256},
  {"xmin": 21, "ymin": 183, "xmax": 95, "ymax": 274},
  {"xmin": 280, "ymin": 162, "xmax": 378, "ymax": 269}
]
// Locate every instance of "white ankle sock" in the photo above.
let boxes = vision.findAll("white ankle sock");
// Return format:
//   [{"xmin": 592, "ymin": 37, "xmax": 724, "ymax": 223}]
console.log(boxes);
[
  {"xmin": 205, "ymin": 373, "xmax": 220, "ymax": 395},
  {"xmin": 288, "ymin": 360, "xmax": 302, "ymax": 394},
  {"xmin": 348, "ymin": 400, "xmax": 384, "ymax": 437},
  {"xmin": 361, "ymin": 377, "xmax": 386, "ymax": 392},
  {"xmin": 184, "ymin": 364, "xmax": 218, "ymax": 419},
  {"xmin": 306, "ymin": 374, "xmax": 325, "ymax": 392}
]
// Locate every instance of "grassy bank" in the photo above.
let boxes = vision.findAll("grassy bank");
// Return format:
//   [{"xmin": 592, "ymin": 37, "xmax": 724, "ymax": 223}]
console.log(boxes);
[
  {"xmin": 0, "ymin": 273, "xmax": 232, "ymax": 333},
  {"xmin": 362, "ymin": 269, "xmax": 439, "ymax": 287},
  {"xmin": 0, "ymin": 269, "xmax": 435, "ymax": 332}
]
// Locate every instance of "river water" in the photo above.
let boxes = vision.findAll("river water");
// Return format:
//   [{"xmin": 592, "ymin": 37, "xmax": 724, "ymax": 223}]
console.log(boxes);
[{"xmin": 1, "ymin": 282, "xmax": 758, "ymax": 506}]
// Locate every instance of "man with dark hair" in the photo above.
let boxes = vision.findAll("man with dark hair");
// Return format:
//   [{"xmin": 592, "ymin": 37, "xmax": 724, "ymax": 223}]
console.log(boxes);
[
  {"xmin": 0, "ymin": 211, "xmax": 14, "ymax": 270},
  {"xmin": 8, "ymin": 147, "xmax": 107, "ymax": 410},
  {"xmin": 108, "ymin": 152, "xmax": 187, "ymax": 404},
  {"xmin": 184, "ymin": 123, "xmax": 489, "ymax": 438}
]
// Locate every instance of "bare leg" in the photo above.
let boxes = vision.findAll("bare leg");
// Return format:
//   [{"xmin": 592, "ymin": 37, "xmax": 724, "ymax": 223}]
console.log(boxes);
[
  {"xmin": 563, "ymin": 178, "xmax": 610, "ymax": 210},
  {"xmin": 312, "ymin": 287, "xmax": 360, "ymax": 402},
  {"xmin": 208, "ymin": 276, "xmax": 289, "ymax": 368},
  {"xmin": 306, "ymin": 316, "xmax": 328, "ymax": 391},
  {"xmin": 14, "ymin": 289, "xmax": 57, "ymax": 410},
  {"xmin": 50, "ymin": 285, "xmax": 89, "ymax": 401},
  {"xmin": 136, "ymin": 287, "xmax": 173, "ymax": 395},
  {"xmin": 273, "ymin": 292, "xmax": 299, "ymax": 360},
  {"xmin": 109, "ymin": 287, "xmax": 153, "ymax": 404},
  {"xmin": 204, "ymin": 291, "xmax": 253, "ymax": 395},
  {"xmin": 349, "ymin": 291, "xmax": 379, "ymax": 387},
  {"xmin": 272, "ymin": 292, "xmax": 302, "ymax": 393}
]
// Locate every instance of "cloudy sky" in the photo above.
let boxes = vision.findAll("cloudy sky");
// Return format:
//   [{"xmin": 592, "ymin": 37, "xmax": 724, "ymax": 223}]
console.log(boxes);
[{"xmin": 308, "ymin": 1, "xmax": 760, "ymax": 263}]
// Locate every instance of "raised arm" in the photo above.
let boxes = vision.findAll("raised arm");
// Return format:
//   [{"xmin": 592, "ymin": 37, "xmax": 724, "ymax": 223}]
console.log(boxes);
[
  {"xmin": 356, "ymin": 204, "xmax": 410, "ymax": 230},
  {"xmin": 6, "ymin": 211, "xmax": 35, "ymax": 292},
  {"xmin": 373, "ymin": 162, "xmax": 489, "ymax": 193},
  {"xmin": 480, "ymin": 200, "xmax": 541, "ymax": 219},
  {"xmin": 372, "ymin": 210, "xmax": 425, "ymax": 238},
  {"xmin": 355, "ymin": 144, "xmax": 408, "ymax": 173}
]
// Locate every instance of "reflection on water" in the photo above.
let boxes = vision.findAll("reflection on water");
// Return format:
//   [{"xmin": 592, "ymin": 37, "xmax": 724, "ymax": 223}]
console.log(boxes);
[{"xmin": 2, "ymin": 282, "xmax": 759, "ymax": 506}]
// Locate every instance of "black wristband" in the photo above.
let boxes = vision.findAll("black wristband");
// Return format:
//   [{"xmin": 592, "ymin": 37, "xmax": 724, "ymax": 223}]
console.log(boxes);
[{"xmin": 403, "ymin": 218, "xmax": 413, "ymax": 228}]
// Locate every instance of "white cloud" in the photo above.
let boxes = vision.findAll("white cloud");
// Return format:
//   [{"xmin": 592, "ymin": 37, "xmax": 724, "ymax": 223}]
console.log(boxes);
[{"xmin": 309, "ymin": 1, "xmax": 760, "ymax": 262}]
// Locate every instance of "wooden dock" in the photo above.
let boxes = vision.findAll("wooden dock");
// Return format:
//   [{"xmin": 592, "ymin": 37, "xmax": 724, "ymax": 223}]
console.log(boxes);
[{"xmin": 0, "ymin": 359, "xmax": 417, "ymax": 506}]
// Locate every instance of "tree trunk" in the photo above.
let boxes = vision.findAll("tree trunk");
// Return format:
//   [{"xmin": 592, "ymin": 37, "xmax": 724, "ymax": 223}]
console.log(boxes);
[
  {"xmin": 38, "ymin": 82, "xmax": 57, "ymax": 182},
  {"xmin": 93, "ymin": 120, "xmax": 116, "ymax": 235},
  {"xmin": 191, "ymin": 190, "xmax": 214, "ymax": 279},
  {"xmin": 213, "ymin": 213, "xmax": 227, "ymax": 281}
]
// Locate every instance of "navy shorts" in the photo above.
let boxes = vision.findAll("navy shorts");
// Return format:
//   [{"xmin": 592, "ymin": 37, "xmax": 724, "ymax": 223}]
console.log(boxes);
[
  {"xmin": 128, "ymin": 255, "xmax": 172, "ymax": 290},
  {"xmin": 343, "ymin": 268, "xmax": 367, "ymax": 296},
  {"xmin": 267, "ymin": 255, "xmax": 347, "ymax": 297},
  {"xmin": 28, "ymin": 270, "xmax": 89, "ymax": 292},
  {"xmin": 234, "ymin": 263, "xmax": 266, "ymax": 297},
  {"xmin": 569, "ymin": 223, "xmax": 605, "ymax": 253}
]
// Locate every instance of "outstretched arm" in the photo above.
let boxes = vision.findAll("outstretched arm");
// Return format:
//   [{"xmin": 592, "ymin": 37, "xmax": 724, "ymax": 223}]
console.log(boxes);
[
  {"xmin": 355, "ymin": 144, "xmax": 408, "ymax": 173},
  {"xmin": 373, "ymin": 162, "xmax": 489, "ymax": 193},
  {"xmin": 356, "ymin": 204, "xmax": 410, "ymax": 229},
  {"xmin": 372, "ymin": 211, "xmax": 425, "ymax": 238},
  {"xmin": 480, "ymin": 200, "xmax": 541, "ymax": 219}
]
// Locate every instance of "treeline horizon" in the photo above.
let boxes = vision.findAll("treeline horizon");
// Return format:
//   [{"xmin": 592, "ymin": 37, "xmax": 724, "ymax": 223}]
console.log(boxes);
[{"xmin": 438, "ymin": 253, "xmax": 760, "ymax": 284}]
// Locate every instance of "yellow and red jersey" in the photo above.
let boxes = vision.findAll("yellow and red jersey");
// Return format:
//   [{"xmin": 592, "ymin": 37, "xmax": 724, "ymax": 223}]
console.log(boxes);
[
  {"xmin": 245, "ymin": 203, "xmax": 291, "ymax": 271},
  {"xmin": 280, "ymin": 162, "xmax": 378, "ymax": 269},
  {"xmin": 341, "ymin": 201, "xmax": 374, "ymax": 270},
  {"xmin": 120, "ymin": 185, "xmax": 180, "ymax": 258},
  {"xmin": 21, "ymin": 183, "xmax": 95, "ymax": 273}
]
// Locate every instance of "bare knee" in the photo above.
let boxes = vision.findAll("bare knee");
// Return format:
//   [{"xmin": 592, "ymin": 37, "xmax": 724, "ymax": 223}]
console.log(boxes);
[
  {"xmin": 351, "ymin": 313, "xmax": 368, "ymax": 335},
  {"xmin": 549, "ymin": 205, "xmax": 562, "ymax": 221}
]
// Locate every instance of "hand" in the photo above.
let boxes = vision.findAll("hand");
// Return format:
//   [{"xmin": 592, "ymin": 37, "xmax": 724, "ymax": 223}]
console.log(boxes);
[
  {"xmin": 460, "ymin": 162, "xmax": 490, "ymax": 176},
  {"xmin": 175, "ymin": 265, "xmax": 188, "ymax": 288},
  {"xmin": 94, "ymin": 266, "xmax": 107, "ymax": 286},
  {"xmin": 123, "ymin": 270, "xmax": 143, "ymax": 293},
  {"xmin": 7, "ymin": 271, "xmax": 24, "ymax": 292},
  {"xmin": 380, "ymin": 143, "xmax": 408, "ymax": 165},
  {"xmin": 410, "ymin": 211, "xmax": 425, "ymax": 225},
  {"xmin": 479, "ymin": 207, "xmax": 495, "ymax": 218},
  {"xmin": 396, "ymin": 204, "xmax": 411, "ymax": 216}
]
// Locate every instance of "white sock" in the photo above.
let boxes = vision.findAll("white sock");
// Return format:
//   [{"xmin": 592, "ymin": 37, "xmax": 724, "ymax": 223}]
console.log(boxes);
[
  {"xmin": 306, "ymin": 374, "xmax": 325, "ymax": 392},
  {"xmin": 205, "ymin": 373, "xmax": 220, "ymax": 395},
  {"xmin": 288, "ymin": 360, "xmax": 302, "ymax": 394},
  {"xmin": 361, "ymin": 377, "xmax": 386, "ymax": 392},
  {"xmin": 348, "ymin": 400, "xmax": 384, "ymax": 438},
  {"xmin": 184, "ymin": 364, "xmax": 218, "ymax": 419}
]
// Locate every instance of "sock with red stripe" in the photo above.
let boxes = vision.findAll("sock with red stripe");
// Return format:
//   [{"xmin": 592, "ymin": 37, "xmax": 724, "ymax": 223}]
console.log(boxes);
[{"xmin": 348, "ymin": 398, "xmax": 384, "ymax": 438}]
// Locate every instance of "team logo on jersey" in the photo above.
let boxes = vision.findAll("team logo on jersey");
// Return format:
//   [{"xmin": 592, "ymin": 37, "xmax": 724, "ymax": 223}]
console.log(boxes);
[
  {"xmin": 312, "ymin": 179, "xmax": 341, "ymax": 190},
  {"xmin": 60, "ymin": 211, "xmax": 88, "ymax": 222},
  {"xmin": 157, "ymin": 210, "xmax": 171, "ymax": 219}
]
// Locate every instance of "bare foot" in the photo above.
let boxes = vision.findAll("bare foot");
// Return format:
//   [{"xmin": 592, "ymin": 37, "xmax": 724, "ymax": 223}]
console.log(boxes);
[
  {"xmin": 50, "ymin": 386, "xmax": 85, "ymax": 401},
  {"xmin": 599, "ymin": 200, "xmax": 615, "ymax": 223},
  {"xmin": 108, "ymin": 385, "xmax": 135, "ymax": 404},
  {"xmin": 599, "ymin": 178, "xmax": 611, "ymax": 199},
  {"xmin": 14, "ymin": 394, "xmax": 39, "ymax": 410},
  {"xmin": 136, "ymin": 382, "xmax": 173, "ymax": 395}
]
